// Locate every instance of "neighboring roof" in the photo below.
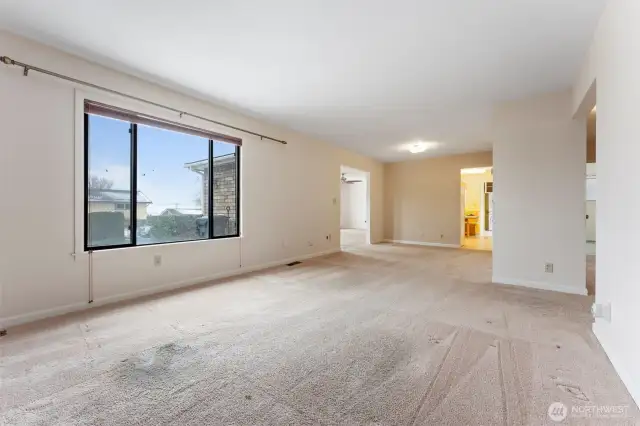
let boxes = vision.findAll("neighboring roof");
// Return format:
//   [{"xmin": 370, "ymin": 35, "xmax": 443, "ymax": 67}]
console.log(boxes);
[
  {"xmin": 88, "ymin": 189, "xmax": 152, "ymax": 204},
  {"xmin": 184, "ymin": 153, "xmax": 236, "ymax": 172},
  {"xmin": 160, "ymin": 208, "xmax": 203, "ymax": 216}
]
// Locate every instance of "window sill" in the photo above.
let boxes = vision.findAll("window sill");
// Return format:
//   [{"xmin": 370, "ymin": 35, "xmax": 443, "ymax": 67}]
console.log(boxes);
[{"xmin": 85, "ymin": 234, "xmax": 242, "ymax": 253}]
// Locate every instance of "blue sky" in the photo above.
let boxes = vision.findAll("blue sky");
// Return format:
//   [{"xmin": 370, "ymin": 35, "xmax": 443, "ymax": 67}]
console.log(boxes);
[{"xmin": 88, "ymin": 115, "xmax": 235, "ymax": 214}]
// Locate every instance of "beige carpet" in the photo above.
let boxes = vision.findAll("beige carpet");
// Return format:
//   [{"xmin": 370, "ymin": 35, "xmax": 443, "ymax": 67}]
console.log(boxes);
[{"xmin": 1, "ymin": 243, "xmax": 637, "ymax": 425}]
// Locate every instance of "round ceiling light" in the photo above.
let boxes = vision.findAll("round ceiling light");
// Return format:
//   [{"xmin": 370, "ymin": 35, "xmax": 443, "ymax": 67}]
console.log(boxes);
[
  {"xmin": 409, "ymin": 143, "xmax": 428, "ymax": 154},
  {"xmin": 404, "ymin": 141, "xmax": 439, "ymax": 154}
]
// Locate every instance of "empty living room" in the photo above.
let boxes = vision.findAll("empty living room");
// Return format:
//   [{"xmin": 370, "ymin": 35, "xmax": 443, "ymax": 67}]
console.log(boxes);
[{"xmin": 1, "ymin": 1, "xmax": 639, "ymax": 424}]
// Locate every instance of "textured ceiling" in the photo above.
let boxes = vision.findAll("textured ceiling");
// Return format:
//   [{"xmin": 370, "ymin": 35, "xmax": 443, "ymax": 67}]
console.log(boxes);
[{"xmin": 0, "ymin": 0, "xmax": 606, "ymax": 161}]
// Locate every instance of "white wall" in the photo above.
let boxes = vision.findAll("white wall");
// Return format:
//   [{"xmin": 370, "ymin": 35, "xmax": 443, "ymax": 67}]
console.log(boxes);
[
  {"xmin": 585, "ymin": 164, "xmax": 597, "ymax": 242},
  {"xmin": 340, "ymin": 184, "xmax": 350, "ymax": 228},
  {"xmin": 572, "ymin": 0, "xmax": 640, "ymax": 406},
  {"xmin": 492, "ymin": 90, "xmax": 586, "ymax": 295},
  {"xmin": 340, "ymin": 182, "xmax": 367, "ymax": 229},
  {"xmin": 0, "ymin": 31, "xmax": 384, "ymax": 328},
  {"xmin": 384, "ymin": 152, "xmax": 493, "ymax": 246}
]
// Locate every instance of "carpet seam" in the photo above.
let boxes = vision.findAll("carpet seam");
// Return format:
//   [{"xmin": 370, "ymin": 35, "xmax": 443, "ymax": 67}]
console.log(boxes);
[
  {"xmin": 497, "ymin": 339, "xmax": 509, "ymax": 426},
  {"xmin": 408, "ymin": 328, "xmax": 459, "ymax": 426}
]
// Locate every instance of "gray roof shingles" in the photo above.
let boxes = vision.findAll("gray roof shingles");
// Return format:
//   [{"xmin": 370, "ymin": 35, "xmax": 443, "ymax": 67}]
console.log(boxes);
[{"xmin": 88, "ymin": 189, "xmax": 152, "ymax": 204}]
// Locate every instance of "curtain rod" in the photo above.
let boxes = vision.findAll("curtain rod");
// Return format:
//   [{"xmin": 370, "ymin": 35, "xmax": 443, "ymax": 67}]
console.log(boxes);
[{"xmin": 0, "ymin": 55, "xmax": 287, "ymax": 145}]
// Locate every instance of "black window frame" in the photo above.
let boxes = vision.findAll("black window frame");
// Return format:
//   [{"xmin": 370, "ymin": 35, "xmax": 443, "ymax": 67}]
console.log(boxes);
[{"xmin": 84, "ymin": 112, "xmax": 241, "ymax": 252}]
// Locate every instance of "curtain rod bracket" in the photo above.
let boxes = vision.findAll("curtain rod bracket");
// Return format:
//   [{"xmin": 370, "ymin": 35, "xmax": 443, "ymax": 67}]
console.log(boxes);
[{"xmin": 23, "ymin": 66, "xmax": 29, "ymax": 77}]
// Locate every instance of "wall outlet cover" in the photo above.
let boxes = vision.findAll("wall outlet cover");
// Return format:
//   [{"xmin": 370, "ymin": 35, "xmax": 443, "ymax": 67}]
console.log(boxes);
[
  {"xmin": 592, "ymin": 302, "xmax": 612, "ymax": 322},
  {"xmin": 153, "ymin": 255, "xmax": 162, "ymax": 266},
  {"xmin": 544, "ymin": 262, "xmax": 554, "ymax": 273}
]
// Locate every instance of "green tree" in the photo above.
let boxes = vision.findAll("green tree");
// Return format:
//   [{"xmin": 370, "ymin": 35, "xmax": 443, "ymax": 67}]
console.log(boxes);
[{"xmin": 89, "ymin": 175, "xmax": 114, "ymax": 190}]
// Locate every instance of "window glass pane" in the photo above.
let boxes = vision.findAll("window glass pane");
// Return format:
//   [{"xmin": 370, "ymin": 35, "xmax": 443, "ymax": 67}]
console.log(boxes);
[
  {"xmin": 136, "ymin": 124, "xmax": 209, "ymax": 245},
  {"xmin": 86, "ymin": 114, "xmax": 132, "ymax": 248},
  {"xmin": 212, "ymin": 141, "xmax": 238, "ymax": 237}
]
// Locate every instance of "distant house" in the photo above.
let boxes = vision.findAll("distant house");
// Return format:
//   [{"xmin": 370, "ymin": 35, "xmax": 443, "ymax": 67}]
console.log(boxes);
[
  {"xmin": 159, "ymin": 208, "xmax": 203, "ymax": 216},
  {"xmin": 184, "ymin": 153, "xmax": 237, "ymax": 221},
  {"xmin": 88, "ymin": 189, "xmax": 152, "ymax": 220}
]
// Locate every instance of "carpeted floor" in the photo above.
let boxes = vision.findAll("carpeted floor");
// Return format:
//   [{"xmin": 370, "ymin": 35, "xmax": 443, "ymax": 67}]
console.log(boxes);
[{"xmin": 1, "ymin": 243, "xmax": 637, "ymax": 425}]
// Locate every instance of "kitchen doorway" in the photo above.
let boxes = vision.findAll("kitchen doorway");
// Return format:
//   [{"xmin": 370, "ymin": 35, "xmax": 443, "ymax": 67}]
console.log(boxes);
[{"xmin": 460, "ymin": 167, "xmax": 493, "ymax": 251}]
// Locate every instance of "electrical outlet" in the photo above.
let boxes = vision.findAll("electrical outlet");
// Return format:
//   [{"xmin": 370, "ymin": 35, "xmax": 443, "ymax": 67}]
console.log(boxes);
[
  {"xmin": 154, "ymin": 255, "xmax": 162, "ymax": 266},
  {"xmin": 592, "ymin": 302, "xmax": 612, "ymax": 322},
  {"xmin": 544, "ymin": 262, "xmax": 553, "ymax": 273}
]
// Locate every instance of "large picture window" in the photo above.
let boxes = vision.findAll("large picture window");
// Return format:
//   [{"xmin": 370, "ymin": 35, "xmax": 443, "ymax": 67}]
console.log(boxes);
[{"xmin": 84, "ymin": 101, "xmax": 241, "ymax": 250}]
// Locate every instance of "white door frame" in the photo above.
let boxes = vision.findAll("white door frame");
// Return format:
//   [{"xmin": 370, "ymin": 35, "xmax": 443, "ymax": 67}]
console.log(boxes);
[
  {"xmin": 365, "ymin": 171, "xmax": 371, "ymax": 244},
  {"xmin": 340, "ymin": 166, "xmax": 371, "ymax": 245},
  {"xmin": 460, "ymin": 182, "xmax": 466, "ymax": 246}
]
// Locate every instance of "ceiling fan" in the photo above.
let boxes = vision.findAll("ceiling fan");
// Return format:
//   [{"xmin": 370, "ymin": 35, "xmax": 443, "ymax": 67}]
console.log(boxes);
[{"xmin": 341, "ymin": 173, "xmax": 363, "ymax": 184}]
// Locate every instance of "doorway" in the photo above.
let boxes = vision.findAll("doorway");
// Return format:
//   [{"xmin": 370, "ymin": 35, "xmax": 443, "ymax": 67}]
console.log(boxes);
[
  {"xmin": 340, "ymin": 166, "xmax": 370, "ymax": 249},
  {"xmin": 460, "ymin": 167, "xmax": 493, "ymax": 251}
]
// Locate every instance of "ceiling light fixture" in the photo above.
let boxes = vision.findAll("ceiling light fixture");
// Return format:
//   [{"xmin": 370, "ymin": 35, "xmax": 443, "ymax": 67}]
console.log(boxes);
[
  {"xmin": 409, "ymin": 143, "xmax": 428, "ymax": 154},
  {"xmin": 404, "ymin": 141, "xmax": 439, "ymax": 154}
]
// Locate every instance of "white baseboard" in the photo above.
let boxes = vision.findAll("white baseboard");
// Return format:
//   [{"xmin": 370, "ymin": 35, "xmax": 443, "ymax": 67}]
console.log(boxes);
[
  {"xmin": 92, "ymin": 248, "xmax": 341, "ymax": 308},
  {"xmin": 0, "ymin": 248, "xmax": 341, "ymax": 330},
  {"xmin": 492, "ymin": 276, "xmax": 587, "ymax": 296},
  {"xmin": 239, "ymin": 248, "xmax": 341, "ymax": 275},
  {"xmin": 0, "ymin": 301, "xmax": 91, "ymax": 330},
  {"xmin": 593, "ymin": 320, "xmax": 640, "ymax": 409},
  {"xmin": 383, "ymin": 239, "xmax": 461, "ymax": 249}
]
